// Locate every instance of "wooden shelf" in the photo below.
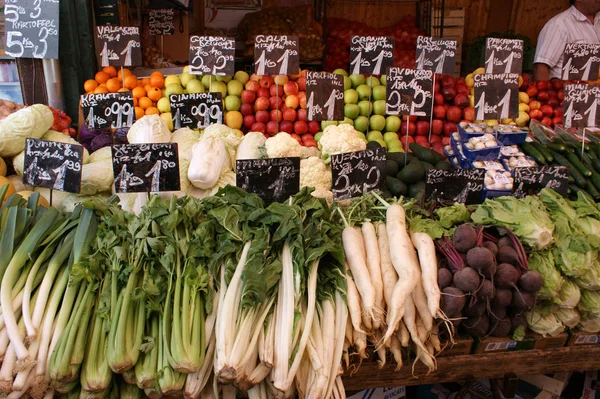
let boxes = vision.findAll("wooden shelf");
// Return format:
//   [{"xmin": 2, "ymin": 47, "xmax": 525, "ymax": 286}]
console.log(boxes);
[{"xmin": 342, "ymin": 345, "xmax": 600, "ymax": 390}]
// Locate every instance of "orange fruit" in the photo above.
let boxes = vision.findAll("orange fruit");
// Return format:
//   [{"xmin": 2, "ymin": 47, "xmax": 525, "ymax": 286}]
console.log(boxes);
[
  {"xmin": 102, "ymin": 66, "xmax": 117, "ymax": 78},
  {"xmin": 132, "ymin": 86, "xmax": 146, "ymax": 99},
  {"xmin": 95, "ymin": 71, "xmax": 110, "ymax": 84},
  {"xmin": 106, "ymin": 78, "xmax": 122, "ymax": 93},
  {"xmin": 94, "ymin": 86, "xmax": 109, "ymax": 94},
  {"xmin": 147, "ymin": 87, "xmax": 162, "ymax": 101},
  {"xmin": 138, "ymin": 97, "xmax": 152, "ymax": 110},
  {"xmin": 0, "ymin": 177, "xmax": 16, "ymax": 198},
  {"xmin": 118, "ymin": 88, "xmax": 130, "ymax": 92},
  {"xmin": 141, "ymin": 78, "xmax": 150, "ymax": 87},
  {"xmin": 117, "ymin": 68, "xmax": 132, "ymax": 80},
  {"xmin": 150, "ymin": 71, "xmax": 164, "ymax": 79},
  {"xmin": 149, "ymin": 74, "xmax": 164, "ymax": 88},
  {"xmin": 84, "ymin": 79, "xmax": 99, "ymax": 92},
  {"xmin": 145, "ymin": 107, "xmax": 159, "ymax": 115},
  {"xmin": 133, "ymin": 98, "xmax": 139, "ymax": 107},
  {"xmin": 134, "ymin": 107, "xmax": 145, "ymax": 120},
  {"xmin": 144, "ymin": 84, "xmax": 153, "ymax": 93},
  {"xmin": 124, "ymin": 75, "xmax": 138, "ymax": 90}
]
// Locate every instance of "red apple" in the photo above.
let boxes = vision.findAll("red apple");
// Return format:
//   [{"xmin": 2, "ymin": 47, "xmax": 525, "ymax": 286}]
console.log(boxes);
[
  {"xmin": 257, "ymin": 88, "xmax": 270, "ymax": 98},
  {"xmin": 294, "ymin": 121, "xmax": 308, "ymax": 135},
  {"xmin": 442, "ymin": 86, "xmax": 457, "ymax": 103},
  {"xmin": 529, "ymin": 109, "xmax": 543, "ymax": 121},
  {"xmin": 284, "ymin": 81, "xmax": 299, "ymax": 96},
  {"xmin": 255, "ymin": 110, "xmax": 269, "ymax": 123},
  {"xmin": 245, "ymin": 80, "xmax": 260, "ymax": 92},
  {"xmin": 240, "ymin": 103, "xmax": 254, "ymax": 116},
  {"xmin": 433, "ymin": 105, "xmax": 446, "ymax": 119},
  {"xmin": 270, "ymin": 84, "xmax": 284, "ymax": 97},
  {"xmin": 541, "ymin": 105, "xmax": 554, "ymax": 118},
  {"xmin": 269, "ymin": 96, "xmax": 283, "ymax": 110},
  {"xmin": 463, "ymin": 107, "xmax": 475, "ymax": 122},
  {"xmin": 279, "ymin": 120, "xmax": 293, "ymax": 134},
  {"xmin": 290, "ymin": 133, "xmax": 302, "ymax": 145},
  {"xmin": 266, "ymin": 121, "xmax": 279, "ymax": 136},
  {"xmin": 548, "ymin": 89, "xmax": 557, "ymax": 99},
  {"xmin": 285, "ymin": 94, "xmax": 299, "ymax": 109},
  {"xmin": 301, "ymin": 133, "xmax": 314, "ymax": 145},
  {"xmin": 270, "ymin": 109, "xmax": 282, "ymax": 122},
  {"xmin": 432, "ymin": 119, "xmax": 444, "ymax": 135},
  {"xmin": 554, "ymin": 108, "xmax": 564, "ymax": 118},
  {"xmin": 260, "ymin": 76, "xmax": 273, "ymax": 88},
  {"xmin": 551, "ymin": 78, "xmax": 564, "ymax": 91},
  {"xmin": 454, "ymin": 94, "xmax": 469, "ymax": 109},
  {"xmin": 455, "ymin": 77, "xmax": 466, "ymax": 86},
  {"xmin": 536, "ymin": 80, "xmax": 549, "ymax": 91},
  {"xmin": 442, "ymin": 137, "xmax": 451, "ymax": 145},
  {"xmin": 299, "ymin": 92, "xmax": 307, "ymax": 109},
  {"xmin": 430, "ymin": 134, "xmax": 442, "ymax": 144},
  {"xmin": 529, "ymin": 101, "xmax": 541, "ymax": 111},
  {"xmin": 255, "ymin": 97, "xmax": 269, "ymax": 111},
  {"xmin": 557, "ymin": 89, "xmax": 564, "ymax": 101},
  {"xmin": 416, "ymin": 121, "xmax": 430, "ymax": 136},
  {"xmin": 434, "ymin": 93, "xmax": 444, "ymax": 106},
  {"xmin": 541, "ymin": 116, "xmax": 553, "ymax": 127},
  {"xmin": 273, "ymin": 75, "xmax": 288, "ymax": 86},
  {"xmin": 296, "ymin": 77, "xmax": 306, "ymax": 91},
  {"xmin": 415, "ymin": 136, "xmax": 430, "ymax": 147},
  {"xmin": 548, "ymin": 98, "xmax": 560, "ymax": 108},
  {"xmin": 401, "ymin": 135, "xmax": 415, "ymax": 148},
  {"xmin": 297, "ymin": 108, "xmax": 307, "ymax": 122},
  {"xmin": 435, "ymin": 80, "xmax": 441, "ymax": 93},
  {"xmin": 443, "ymin": 122, "xmax": 457, "ymax": 136},
  {"xmin": 526, "ymin": 86, "xmax": 538, "ymax": 98},
  {"xmin": 553, "ymin": 115, "xmax": 563, "ymax": 125},
  {"xmin": 243, "ymin": 115, "xmax": 255, "ymax": 129},
  {"xmin": 442, "ymin": 75, "xmax": 455, "ymax": 87},
  {"xmin": 250, "ymin": 73, "xmax": 260, "ymax": 82},
  {"xmin": 308, "ymin": 120, "xmax": 320, "ymax": 135},
  {"xmin": 400, "ymin": 122, "xmax": 416, "ymax": 135},
  {"xmin": 282, "ymin": 107, "xmax": 297, "ymax": 122},
  {"xmin": 241, "ymin": 90, "xmax": 256, "ymax": 104},
  {"xmin": 402, "ymin": 115, "xmax": 418, "ymax": 122},
  {"xmin": 446, "ymin": 106, "xmax": 462, "ymax": 123},
  {"xmin": 251, "ymin": 122, "xmax": 265, "ymax": 133},
  {"xmin": 537, "ymin": 90, "xmax": 549, "ymax": 102},
  {"xmin": 432, "ymin": 143, "xmax": 444, "ymax": 154},
  {"xmin": 455, "ymin": 83, "xmax": 469, "ymax": 95}
]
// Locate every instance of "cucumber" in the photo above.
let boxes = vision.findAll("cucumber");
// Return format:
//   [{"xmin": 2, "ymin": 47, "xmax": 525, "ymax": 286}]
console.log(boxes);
[
  {"xmin": 592, "ymin": 159, "xmax": 600, "ymax": 174},
  {"xmin": 588, "ymin": 149, "xmax": 598, "ymax": 160},
  {"xmin": 581, "ymin": 150, "xmax": 594, "ymax": 167},
  {"xmin": 565, "ymin": 151, "xmax": 592, "ymax": 177},
  {"xmin": 531, "ymin": 142, "xmax": 553, "ymax": 164},
  {"xmin": 550, "ymin": 150, "xmax": 588, "ymax": 188},
  {"xmin": 586, "ymin": 180, "xmax": 600, "ymax": 201},
  {"xmin": 520, "ymin": 142, "xmax": 547, "ymax": 165},
  {"xmin": 546, "ymin": 142, "xmax": 567, "ymax": 153},
  {"xmin": 569, "ymin": 184, "xmax": 593, "ymax": 200},
  {"xmin": 590, "ymin": 171, "xmax": 600, "ymax": 192}
]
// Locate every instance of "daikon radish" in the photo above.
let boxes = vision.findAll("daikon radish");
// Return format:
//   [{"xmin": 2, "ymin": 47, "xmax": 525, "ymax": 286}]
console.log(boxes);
[
  {"xmin": 361, "ymin": 222, "xmax": 384, "ymax": 329},
  {"xmin": 411, "ymin": 231, "xmax": 441, "ymax": 319}
]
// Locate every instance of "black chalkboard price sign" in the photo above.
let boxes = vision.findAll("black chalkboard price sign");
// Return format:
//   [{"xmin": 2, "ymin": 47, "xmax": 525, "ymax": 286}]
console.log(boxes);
[
  {"xmin": 386, "ymin": 67, "xmax": 433, "ymax": 116},
  {"xmin": 81, "ymin": 92, "xmax": 136, "ymax": 130},
  {"xmin": 415, "ymin": 36, "xmax": 457, "ymax": 75},
  {"xmin": 254, "ymin": 35, "xmax": 299, "ymax": 76},
  {"xmin": 189, "ymin": 36, "xmax": 235, "ymax": 76},
  {"xmin": 473, "ymin": 73, "xmax": 519, "ymax": 120},
  {"xmin": 562, "ymin": 43, "xmax": 600, "ymax": 81},
  {"xmin": 169, "ymin": 92, "xmax": 223, "ymax": 130},
  {"xmin": 484, "ymin": 38, "xmax": 524, "ymax": 74},
  {"xmin": 149, "ymin": 9, "xmax": 175, "ymax": 36},
  {"xmin": 425, "ymin": 169, "xmax": 485, "ymax": 205},
  {"xmin": 331, "ymin": 148, "xmax": 386, "ymax": 201},
  {"xmin": 349, "ymin": 36, "xmax": 395, "ymax": 76},
  {"xmin": 305, "ymin": 71, "xmax": 344, "ymax": 121},
  {"xmin": 97, "ymin": 25, "xmax": 142, "ymax": 67},
  {"xmin": 563, "ymin": 83, "xmax": 600, "ymax": 128},
  {"xmin": 513, "ymin": 166, "xmax": 569, "ymax": 198},
  {"xmin": 112, "ymin": 143, "xmax": 180, "ymax": 193},
  {"xmin": 4, "ymin": 0, "xmax": 59, "ymax": 59},
  {"xmin": 236, "ymin": 157, "xmax": 300, "ymax": 203},
  {"xmin": 23, "ymin": 138, "xmax": 83, "ymax": 193}
]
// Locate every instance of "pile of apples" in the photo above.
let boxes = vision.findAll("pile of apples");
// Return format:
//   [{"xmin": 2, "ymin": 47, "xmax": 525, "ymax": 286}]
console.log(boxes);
[{"xmin": 519, "ymin": 75, "xmax": 564, "ymax": 128}]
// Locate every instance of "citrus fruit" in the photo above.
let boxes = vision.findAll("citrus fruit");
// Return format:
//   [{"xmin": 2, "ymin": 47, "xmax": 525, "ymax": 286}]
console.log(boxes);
[
  {"xmin": 102, "ymin": 66, "xmax": 117, "ymax": 78},
  {"xmin": 95, "ymin": 71, "xmax": 110, "ymax": 84},
  {"xmin": 147, "ymin": 87, "xmax": 162, "ymax": 101},
  {"xmin": 139, "ymin": 97, "xmax": 152, "ymax": 110},
  {"xmin": 94, "ymin": 86, "xmax": 109, "ymax": 94},
  {"xmin": 84, "ymin": 79, "xmax": 99, "ymax": 93},
  {"xmin": 117, "ymin": 68, "xmax": 132, "ymax": 80},
  {"xmin": 144, "ymin": 84, "xmax": 153, "ymax": 93},
  {"xmin": 133, "ymin": 98, "xmax": 139, "ymax": 107},
  {"xmin": 132, "ymin": 86, "xmax": 146, "ymax": 99},
  {"xmin": 150, "ymin": 74, "xmax": 165, "ymax": 88},
  {"xmin": 0, "ymin": 157, "xmax": 6, "ymax": 177},
  {"xmin": 17, "ymin": 191, "xmax": 49, "ymax": 207},
  {"xmin": 124, "ymin": 75, "xmax": 138, "ymax": 90},
  {"xmin": 106, "ymin": 78, "xmax": 122, "ymax": 92},
  {"xmin": 141, "ymin": 78, "xmax": 150, "ymax": 87},
  {"xmin": 145, "ymin": 107, "xmax": 159, "ymax": 115},
  {"xmin": 0, "ymin": 177, "xmax": 17, "ymax": 198},
  {"xmin": 118, "ymin": 88, "xmax": 130, "ymax": 92},
  {"xmin": 135, "ymin": 107, "xmax": 145, "ymax": 120}
]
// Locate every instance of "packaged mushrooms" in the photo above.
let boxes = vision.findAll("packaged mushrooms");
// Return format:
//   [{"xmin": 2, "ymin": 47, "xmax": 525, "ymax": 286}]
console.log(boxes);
[
  {"xmin": 504, "ymin": 155, "xmax": 537, "ymax": 171},
  {"xmin": 464, "ymin": 134, "xmax": 499, "ymax": 150},
  {"xmin": 485, "ymin": 169, "xmax": 514, "ymax": 191},
  {"xmin": 471, "ymin": 160, "xmax": 505, "ymax": 170}
]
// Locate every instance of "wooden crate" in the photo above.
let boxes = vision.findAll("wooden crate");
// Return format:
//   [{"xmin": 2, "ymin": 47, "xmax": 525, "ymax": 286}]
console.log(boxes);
[{"xmin": 431, "ymin": 8, "xmax": 465, "ymax": 76}]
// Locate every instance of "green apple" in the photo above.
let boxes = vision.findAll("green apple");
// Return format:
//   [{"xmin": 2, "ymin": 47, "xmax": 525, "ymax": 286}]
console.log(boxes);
[
  {"xmin": 216, "ymin": 75, "xmax": 232, "ymax": 82},
  {"xmin": 165, "ymin": 83, "xmax": 184, "ymax": 97},
  {"xmin": 355, "ymin": 131, "xmax": 367, "ymax": 142},
  {"xmin": 369, "ymin": 115, "xmax": 386, "ymax": 131},
  {"xmin": 201, "ymin": 75, "xmax": 216, "ymax": 89},
  {"xmin": 349, "ymin": 74, "xmax": 365, "ymax": 88},
  {"xmin": 358, "ymin": 101, "xmax": 372, "ymax": 116},
  {"xmin": 165, "ymin": 75, "xmax": 181, "ymax": 87},
  {"xmin": 383, "ymin": 132, "xmax": 399, "ymax": 142},
  {"xmin": 344, "ymin": 76, "xmax": 352, "ymax": 90},
  {"xmin": 227, "ymin": 79, "xmax": 244, "ymax": 96},
  {"xmin": 314, "ymin": 132, "xmax": 323, "ymax": 142},
  {"xmin": 180, "ymin": 72, "xmax": 196, "ymax": 88},
  {"xmin": 375, "ymin": 139, "xmax": 387, "ymax": 148},
  {"xmin": 373, "ymin": 85, "xmax": 387, "ymax": 101},
  {"xmin": 380, "ymin": 75, "xmax": 387, "ymax": 86},
  {"xmin": 333, "ymin": 68, "xmax": 348, "ymax": 76},
  {"xmin": 354, "ymin": 116, "xmax": 369, "ymax": 132},
  {"xmin": 373, "ymin": 100, "xmax": 386, "ymax": 115},
  {"xmin": 234, "ymin": 70, "xmax": 250, "ymax": 84},
  {"xmin": 225, "ymin": 95, "xmax": 241, "ymax": 111},
  {"xmin": 356, "ymin": 84, "xmax": 372, "ymax": 100},
  {"xmin": 385, "ymin": 115, "xmax": 401, "ymax": 132},
  {"xmin": 367, "ymin": 131, "xmax": 384, "ymax": 141},
  {"xmin": 387, "ymin": 142, "xmax": 404, "ymax": 152},
  {"xmin": 186, "ymin": 79, "xmax": 205, "ymax": 94},
  {"xmin": 344, "ymin": 104, "xmax": 360, "ymax": 119},
  {"xmin": 157, "ymin": 97, "xmax": 171, "ymax": 113},
  {"xmin": 211, "ymin": 81, "xmax": 228, "ymax": 97},
  {"xmin": 183, "ymin": 66, "xmax": 190, "ymax": 73},
  {"xmin": 321, "ymin": 120, "xmax": 338, "ymax": 130},
  {"xmin": 366, "ymin": 76, "xmax": 380, "ymax": 87},
  {"xmin": 344, "ymin": 89, "xmax": 358, "ymax": 104}
]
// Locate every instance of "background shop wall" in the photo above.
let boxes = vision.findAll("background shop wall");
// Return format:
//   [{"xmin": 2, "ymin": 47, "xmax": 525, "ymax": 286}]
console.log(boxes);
[
  {"xmin": 509, "ymin": 0, "xmax": 569, "ymax": 46},
  {"xmin": 326, "ymin": 0, "xmax": 417, "ymax": 28}
]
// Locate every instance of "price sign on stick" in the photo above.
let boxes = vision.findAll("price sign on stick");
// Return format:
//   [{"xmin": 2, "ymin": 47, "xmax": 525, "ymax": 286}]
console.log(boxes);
[
  {"xmin": 169, "ymin": 92, "xmax": 223, "ymax": 130},
  {"xmin": 236, "ymin": 157, "xmax": 300, "ymax": 203},
  {"xmin": 81, "ymin": 92, "xmax": 136, "ymax": 130},
  {"xmin": 415, "ymin": 36, "xmax": 457, "ymax": 75},
  {"xmin": 305, "ymin": 71, "xmax": 344, "ymax": 121},
  {"xmin": 562, "ymin": 43, "xmax": 600, "ymax": 81},
  {"xmin": 189, "ymin": 36, "xmax": 235, "ymax": 76},
  {"xmin": 484, "ymin": 38, "xmax": 524, "ymax": 75},
  {"xmin": 386, "ymin": 67, "xmax": 433, "ymax": 116},
  {"xmin": 112, "ymin": 143, "xmax": 180, "ymax": 193},
  {"xmin": 349, "ymin": 36, "xmax": 395, "ymax": 76},
  {"xmin": 425, "ymin": 169, "xmax": 485, "ymax": 205},
  {"xmin": 4, "ymin": 0, "xmax": 59, "ymax": 59},
  {"xmin": 97, "ymin": 26, "xmax": 142, "ymax": 67},
  {"xmin": 563, "ymin": 83, "xmax": 600, "ymax": 128},
  {"xmin": 473, "ymin": 73, "xmax": 519, "ymax": 120},
  {"xmin": 149, "ymin": 9, "xmax": 175, "ymax": 36},
  {"xmin": 23, "ymin": 138, "xmax": 83, "ymax": 193},
  {"xmin": 513, "ymin": 166, "xmax": 569, "ymax": 198},
  {"xmin": 254, "ymin": 35, "xmax": 299, "ymax": 76},
  {"xmin": 331, "ymin": 148, "xmax": 386, "ymax": 200}
]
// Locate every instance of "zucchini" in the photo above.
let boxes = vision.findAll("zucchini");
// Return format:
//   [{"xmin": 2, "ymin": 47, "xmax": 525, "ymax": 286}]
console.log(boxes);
[
  {"xmin": 565, "ymin": 151, "xmax": 593, "ymax": 177},
  {"xmin": 531, "ymin": 142, "xmax": 553, "ymax": 164},
  {"xmin": 550, "ymin": 149, "xmax": 588, "ymax": 188},
  {"xmin": 520, "ymin": 142, "xmax": 547, "ymax": 165},
  {"xmin": 546, "ymin": 142, "xmax": 567, "ymax": 153}
]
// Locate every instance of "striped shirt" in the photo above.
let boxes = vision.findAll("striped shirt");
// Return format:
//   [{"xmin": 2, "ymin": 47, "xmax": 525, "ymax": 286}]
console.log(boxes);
[{"xmin": 534, "ymin": 6, "xmax": 600, "ymax": 78}]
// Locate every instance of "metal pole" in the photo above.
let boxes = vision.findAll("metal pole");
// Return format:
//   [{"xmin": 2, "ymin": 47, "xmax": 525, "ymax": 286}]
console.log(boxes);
[{"xmin": 42, "ymin": 58, "xmax": 65, "ymax": 110}]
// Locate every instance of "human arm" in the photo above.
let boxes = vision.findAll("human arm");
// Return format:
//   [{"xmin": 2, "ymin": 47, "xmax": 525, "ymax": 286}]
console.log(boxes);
[
  {"xmin": 533, "ymin": 63, "xmax": 551, "ymax": 81},
  {"xmin": 534, "ymin": 19, "xmax": 567, "ymax": 79}
]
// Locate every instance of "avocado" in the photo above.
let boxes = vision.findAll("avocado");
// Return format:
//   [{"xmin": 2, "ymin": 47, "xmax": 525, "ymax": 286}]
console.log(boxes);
[
  {"xmin": 367, "ymin": 141, "xmax": 381, "ymax": 149},
  {"xmin": 408, "ymin": 181, "xmax": 426, "ymax": 200},
  {"xmin": 385, "ymin": 160, "xmax": 399, "ymax": 177},
  {"xmin": 435, "ymin": 161, "xmax": 453, "ymax": 170},
  {"xmin": 409, "ymin": 143, "xmax": 438, "ymax": 164},
  {"xmin": 381, "ymin": 190, "xmax": 393, "ymax": 199},
  {"xmin": 396, "ymin": 159, "xmax": 425, "ymax": 184},
  {"xmin": 387, "ymin": 152, "xmax": 414, "ymax": 165},
  {"xmin": 385, "ymin": 176, "xmax": 407, "ymax": 198}
]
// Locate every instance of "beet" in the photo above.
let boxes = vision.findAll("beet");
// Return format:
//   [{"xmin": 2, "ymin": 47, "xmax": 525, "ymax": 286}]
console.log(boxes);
[
  {"xmin": 463, "ymin": 299, "xmax": 486, "ymax": 317},
  {"xmin": 463, "ymin": 315, "xmax": 490, "ymax": 337},
  {"xmin": 482, "ymin": 241, "xmax": 498, "ymax": 257},
  {"xmin": 497, "ymin": 246, "xmax": 520, "ymax": 266},
  {"xmin": 518, "ymin": 271, "xmax": 544, "ymax": 293},
  {"xmin": 438, "ymin": 268, "xmax": 453, "ymax": 289},
  {"xmin": 441, "ymin": 287, "xmax": 466, "ymax": 315},
  {"xmin": 453, "ymin": 267, "xmax": 480, "ymax": 293},
  {"xmin": 494, "ymin": 263, "xmax": 520, "ymax": 289},
  {"xmin": 489, "ymin": 316, "xmax": 512, "ymax": 337},
  {"xmin": 492, "ymin": 288, "xmax": 513, "ymax": 308},
  {"xmin": 466, "ymin": 246, "xmax": 496, "ymax": 278},
  {"xmin": 453, "ymin": 224, "xmax": 478, "ymax": 253},
  {"xmin": 511, "ymin": 313, "xmax": 527, "ymax": 331},
  {"xmin": 497, "ymin": 236, "xmax": 513, "ymax": 248},
  {"xmin": 478, "ymin": 279, "xmax": 495, "ymax": 301},
  {"xmin": 512, "ymin": 290, "xmax": 535, "ymax": 310},
  {"xmin": 489, "ymin": 305, "xmax": 507, "ymax": 320}
]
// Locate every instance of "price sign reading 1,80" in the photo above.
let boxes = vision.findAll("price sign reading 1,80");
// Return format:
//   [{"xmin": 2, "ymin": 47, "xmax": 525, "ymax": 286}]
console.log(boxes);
[
  {"xmin": 254, "ymin": 35, "xmax": 299, "ymax": 76},
  {"xmin": 563, "ymin": 84, "xmax": 600, "ymax": 128}
]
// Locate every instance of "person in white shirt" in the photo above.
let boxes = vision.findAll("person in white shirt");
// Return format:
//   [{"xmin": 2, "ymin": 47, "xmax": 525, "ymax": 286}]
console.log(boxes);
[{"xmin": 533, "ymin": 0, "xmax": 600, "ymax": 81}]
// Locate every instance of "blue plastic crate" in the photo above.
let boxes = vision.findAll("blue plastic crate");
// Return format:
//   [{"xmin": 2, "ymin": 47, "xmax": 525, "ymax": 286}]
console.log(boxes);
[
  {"xmin": 484, "ymin": 188, "xmax": 513, "ymax": 199},
  {"xmin": 495, "ymin": 125, "xmax": 528, "ymax": 145},
  {"xmin": 499, "ymin": 145, "xmax": 525, "ymax": 158},
  {"xmin": 463, "ymin": 144, "xmax": 501, "ymax": 161},
  {"xmin": 458, "ymin": 123, "xmax": 490, "ymax": 141},
  {"xmin": 469, "ymin": 159, "xmax": 506, "ymax": 170},
  {"xmin": 450, "ymin": 134, "xmax": 471, "ymax": 168}
]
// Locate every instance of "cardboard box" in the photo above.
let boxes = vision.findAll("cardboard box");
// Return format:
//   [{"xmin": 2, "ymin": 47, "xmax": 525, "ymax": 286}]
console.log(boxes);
[
  {"xmin": 567, "ymin": 330, "xmax": 600, "ymax": 346},
  {"xmin": 473, "ymin": 333, "xmax": 568, "ymax": 354},
  {"xmin": 437, "ymin": 336, "xmax": 474, "ymax": 357}
]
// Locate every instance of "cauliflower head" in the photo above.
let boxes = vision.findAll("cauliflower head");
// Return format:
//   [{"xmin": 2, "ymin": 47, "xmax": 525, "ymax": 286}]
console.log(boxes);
[
  {"xmin": 300, "ymin": 156, "xmax": 331, "ymax": 191},
  {"xmin": 319, "ymin": 124, "xmax": 366, "ymax": 162},
  {"xmin": 265, "ymin": 132, "xmax": 302, "ymax": 158}
]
